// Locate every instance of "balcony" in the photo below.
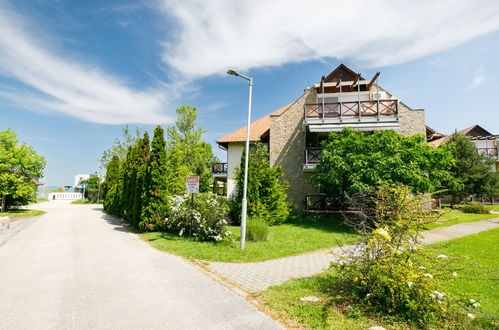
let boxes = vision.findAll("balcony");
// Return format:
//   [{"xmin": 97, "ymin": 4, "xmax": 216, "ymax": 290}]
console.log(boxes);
[
  {"xmin": 212, "ymin": 163, "xmax": 228, "ymax": 177},
  {"xmin": 304, "ymin": 100, "xmax": 399, "ymax": 129},
  {"xmin": 476, "ymin": 147, "xmax": 499, "ymax": 158},
  {"xmin": 303, "ymin": 148, "xmax": 322, "ymax": 171}
]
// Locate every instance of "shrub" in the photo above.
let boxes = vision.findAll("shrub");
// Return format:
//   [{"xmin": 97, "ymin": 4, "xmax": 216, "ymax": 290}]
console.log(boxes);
[
  {"xmin": 166, "ymin": 193, "xmax": 232, "ymax": 242},
  {"xmin": 459, "ymin": 202, "xmax": 490, "ymax": 214},
  {"xmin": 246, "ymin": 217, "xmax": 269, "ymax": 242},
  {"xmin": 333, "ymin": 185, "xmax": 468, "ymax": 327}
]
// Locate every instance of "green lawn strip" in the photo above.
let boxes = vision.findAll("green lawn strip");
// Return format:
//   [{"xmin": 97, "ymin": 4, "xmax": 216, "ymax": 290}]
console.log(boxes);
[
  {"xmin": 0, "ymin": 209, "xmax": 45, "ymax": 218},
  {"xmin": 484, "ymin": 204, "xmax": 499, "ymax": 212},
  {"xmin": 140, "ymin": 216, "xmax": 359, "ymax": 263},
  {"xmin": 70, "ymin": 200, "xmax": 102, "ymax": 204},
  {"xmin": 35, "ymin": 198, "xmax": 48, "ymax": 203},
  {"xmin": 425, "ymin": 227, "xmax": 499, "ymax": 319},
  {"xmin": 420, "ymin": 210, "xmax": 497, "ymax": 230},
  {"xmin": 256, "ymin": 227, "xmax": 499, "ymax": 329}
]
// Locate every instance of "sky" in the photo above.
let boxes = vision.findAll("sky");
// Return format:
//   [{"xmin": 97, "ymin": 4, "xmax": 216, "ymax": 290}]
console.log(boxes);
[{"xmin": 1, "ymin": 0, "xmax": 499, "ymax": 187}]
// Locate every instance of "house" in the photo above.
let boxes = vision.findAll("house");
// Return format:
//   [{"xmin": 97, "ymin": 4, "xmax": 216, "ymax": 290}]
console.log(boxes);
[
  {"xmin": 428, "ymin": 125, "xmax": 498, "ymax": 172},
  {"xmin": 214, "ymin": 64, "xmax": 426, "ymax": 210}
]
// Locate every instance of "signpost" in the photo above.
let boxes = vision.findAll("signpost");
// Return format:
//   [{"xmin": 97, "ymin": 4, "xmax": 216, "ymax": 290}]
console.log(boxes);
[
  {"xmin": 81, "ymin": 183, "xmax": 87, "ymax": 201},
  {"xmin": 185, "ymin": 176, "xmax": 199, "ymax": 238}
]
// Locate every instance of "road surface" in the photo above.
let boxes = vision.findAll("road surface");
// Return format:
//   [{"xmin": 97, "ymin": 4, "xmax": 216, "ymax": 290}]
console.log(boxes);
[{"xmin": 0, "ymin": 201, "xmax": 280, "ymax": 329}]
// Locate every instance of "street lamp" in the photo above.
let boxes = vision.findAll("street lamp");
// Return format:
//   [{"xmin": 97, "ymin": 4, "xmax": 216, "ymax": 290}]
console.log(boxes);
[{"xmin": 227, "ymin": 69, "xmax": 252, "ymax": 250}]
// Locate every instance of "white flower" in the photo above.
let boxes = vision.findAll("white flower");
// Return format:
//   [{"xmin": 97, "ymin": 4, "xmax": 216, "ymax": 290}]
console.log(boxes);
[
  {"xmin": 366, "ymin": 293, "xmax": 371, "ymax": 298},
  {"xmin": 419, "ymin": 266, "xmax": 426, "ymax": 269},
  {"xmin": 407, "ymin": 281, "xmax": 413, "ymax": 288},
  {"xmin": 467, "ymin": 313, "xmax": 475, "ymax": 319},
  {"xmin": 452, "ymin": 272, "xmax": 457, "ymax": 277},
  {"xmin": 436, "ymin": 254, "xmax": 448, "ymax": 259},
  {"xmin": 433, "ymin": 291, "xmax": 445, "ymax": 299},
  {"xmin": 430, "ymin": 293, "xmax": 436, "ymax": 299},
  {"xmin": 424, "ymin": 273, "xmax": 433, "ymax": 279},
  {"xmin": 179, "ymin": 229, "xmax": 184, "ymax": 236},
  {"xmin": 473, "ymin": 302, "xmax": 480, "ymax": 308},
  {"xmin": 469, "ymin": 299, "xmax": 476, "ymax": 303}
]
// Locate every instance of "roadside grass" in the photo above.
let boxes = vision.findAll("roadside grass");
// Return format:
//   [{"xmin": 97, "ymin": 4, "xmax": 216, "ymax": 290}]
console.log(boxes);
[
  {"xmin": 71, "ymin": 200, "xmax": 102, "ymax": 204},
  {"xmin": 420, "ymin": 209, "xmax": 497, "ymax": 230},
  {"xmin": 485, "ymin": 204, "xmax": 499, "ymax": 212},
  {"xmin": 140, "ymin": 216, "xmax": 358, "ymax": 262},
  {"xmin": 256, "ymin": 227, "xmax": 499, "ymax": 329},
  {"xmin": 35, "ymin": 198, "xmax": 48, "ymax": 203},
  {"xmin": 0, "ymin": 209, "xmax": 45, "ymax": 218}
]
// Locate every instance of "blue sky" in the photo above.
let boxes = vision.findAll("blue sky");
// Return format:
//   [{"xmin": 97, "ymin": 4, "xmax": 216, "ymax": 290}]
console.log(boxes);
[{"xmin": 1, "ymin": 0, "xmax": 499, "ymax": 187}]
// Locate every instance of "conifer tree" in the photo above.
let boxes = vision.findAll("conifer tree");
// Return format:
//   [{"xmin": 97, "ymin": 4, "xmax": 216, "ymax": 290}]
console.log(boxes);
[
  {"xmin": 130, "ymin": 132, "xmax": 150, "ymax": 227},
  {"xmin": 140, "ymin": 126, "xmax": 169, "ymax": 231},
  {"xmin": 103, "ymin": 155, "xmax": 121, "ymax": 215},
  {"xmin": 232, "ymin": 143, "xmax": 290, "ymax": 225}
]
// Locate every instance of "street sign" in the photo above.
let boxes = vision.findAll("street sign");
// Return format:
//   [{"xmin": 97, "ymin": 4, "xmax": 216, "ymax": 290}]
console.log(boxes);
[
  {"xmin": 185, "ymin": 176, "xmax": 199, "ymax": 194},
  {"xmin": 81, "ymin": 183, "xmax": 87, "ymax": 189}
]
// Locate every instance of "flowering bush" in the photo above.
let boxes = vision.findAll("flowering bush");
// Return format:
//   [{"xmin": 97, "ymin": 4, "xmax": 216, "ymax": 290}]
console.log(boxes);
[
  {"xmin": 166, "ymin": 193, "xmax": 233, "ymax": 242},
  {"xmin": 333, "ymin": 185, "xmax": 469, "ymax": 326}
]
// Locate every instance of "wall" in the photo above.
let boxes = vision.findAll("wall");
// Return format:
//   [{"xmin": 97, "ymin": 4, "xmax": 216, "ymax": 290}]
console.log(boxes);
[
  {"xmin": 269, "ymin": 90, "xmax": 318, "ymax": 210},
  {"xmin": 396, "ymin": 102, "xmax": 426, "ymax": 136},
  {"xmin": 226, "ymin": 142, "xmax": 244, "ymax": 199}
]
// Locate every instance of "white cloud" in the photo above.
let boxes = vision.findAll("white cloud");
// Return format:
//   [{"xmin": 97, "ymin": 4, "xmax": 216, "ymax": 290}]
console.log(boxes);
[
  {"xmin": 0, "ymin": 5, "xmax": 173, "ymax": 125},
  {"xmin": 158, "ymin": 0, "xmax": 499, "ymax": 78},
  {"xmin": 463, "ymin": 65, "xmax": 486, "ymax": 91}
]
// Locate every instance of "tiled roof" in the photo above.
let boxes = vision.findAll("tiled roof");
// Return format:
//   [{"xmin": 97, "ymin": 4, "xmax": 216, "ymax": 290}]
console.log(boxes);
[{"xmin": 216, "ymin": 104, "xmax": 291, "ymax": 144}]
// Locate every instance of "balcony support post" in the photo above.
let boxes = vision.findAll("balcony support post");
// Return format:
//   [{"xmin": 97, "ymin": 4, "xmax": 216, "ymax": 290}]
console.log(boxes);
[{"xmin": 357, "ymin": 80, "xmax": 361, "ymax": 122}]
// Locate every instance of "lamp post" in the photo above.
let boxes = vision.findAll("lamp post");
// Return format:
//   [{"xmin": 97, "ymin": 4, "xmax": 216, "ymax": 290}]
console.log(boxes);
[{"xmin": 227, "ymin": 69, "xmax": 252, "ymax": 250}]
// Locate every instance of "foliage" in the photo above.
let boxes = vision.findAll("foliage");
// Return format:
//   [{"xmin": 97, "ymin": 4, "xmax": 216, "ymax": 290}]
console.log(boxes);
[
  {"xmin": 311, "ymin": 128, "xmax": 454, "ymax": 209},
  {"xmin": 166, "ymin": 105, "xmax": 218, "ymax": 195},
  {"xmin": 100, "ymin": 126, "xmax": 142, "ymax": 169},
  {"xmin": 166, "ymin": 193, "xmax": 232, "ymax": 242},
  {"xmin": 333, "ymin": 185, "xmax": 466, "ymax": 326},
  {"xmin": 81, "ymin": 176, "xmax": 101, "ymax": 203},
  {"xmin": 103, "ymin": 155, "xmax": 122, "ymax": 216},
  {"xmin": 232, "ymin": 143, "xmax": 290, "ymax": 225},
  {"xmin": 246, "ymin": 217, "xmax": 269, "ymax": 242},
  {"xmin": 140, "ymin": 126, "xmax": 169, "ymax": 231},
  {"xmin": 0, "ymin": 129, "xmax": 46, "ymax": 211},
  {"xmin": 444, "ymin": 132, "xmax": 499, "ymax": 205},
  {"xmin": 459, "ymin": 202, "xmax": 490, "ymax": 214}
]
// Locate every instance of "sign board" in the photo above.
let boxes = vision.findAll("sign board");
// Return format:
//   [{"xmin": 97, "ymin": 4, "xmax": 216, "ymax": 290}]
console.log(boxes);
[
  {"xmin": 185, "ymin": 176, "xmax": 199, "ymax": 194},
  {"xmin": 81, "ymin": 183, "xmax": 87, "ymax": 189}
]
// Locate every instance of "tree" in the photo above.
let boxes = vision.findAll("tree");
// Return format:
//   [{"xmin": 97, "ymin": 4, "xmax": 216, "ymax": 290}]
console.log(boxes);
[
  {"xmin": 232, "ymin": 143, "xmax": 290, "ymax": 225},
  {"xmin": 140, "ymin": 126, "xmax": 169, "ymax": 231},
  {"xmin": 166, "ymin": 105, "xmax": 218, "ymax": 195},
  {"xmin": 0, "ymin": 130, "xmax": 46, "ymax": 211},
  {"xmin": 103, "ymin": 155, "xmax": 121, "ymax": 215},
  {"xmin": 81, "ymin": 176, "xmax": 101, "ymax": 202},
  {"xmin": 311, "ymin": 128, "xmax": 454, "ymax": 208},
  {"xmin": 444, "ymin": 132, "xmax": 499, "ymax": 205},
  {"xmin": 100, "ymin": 126, "xmax": 142, "ymax": 169}
]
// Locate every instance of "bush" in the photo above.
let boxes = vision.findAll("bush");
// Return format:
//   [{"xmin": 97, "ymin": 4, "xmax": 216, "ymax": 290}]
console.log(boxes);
[
  {"xmin": 166, "ymin": 193, "xmax": 232, "ymax": 242},
  {"xmin": 459, "ymin": 202, "xmax": 490, "ymax": 214},
  {"xmin": 246, "ymin": 217, "xmax": 269, "ymax": 242},
  {"xmin": 334, "ymin": 185, "xmax": 467, "ymax": 326}
]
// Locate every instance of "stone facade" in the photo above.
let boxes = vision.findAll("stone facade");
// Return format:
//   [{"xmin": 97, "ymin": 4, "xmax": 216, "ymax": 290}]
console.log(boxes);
[
  {"xmin": 396, "ymin": 102, "xmax": 426, "ymax": 136},
  {"xmin": 269, "ymin": 89, "xmax": 317, "ymax": 210}
]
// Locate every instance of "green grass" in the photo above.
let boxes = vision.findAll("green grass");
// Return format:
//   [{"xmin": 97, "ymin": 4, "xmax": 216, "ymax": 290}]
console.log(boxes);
[
  {"xmin": 420, "ymin": 209, "xmax": 498, "ymax": 230},
  {"xmin": 35, "ymin": 198, "xmax": 48, "ymax": 203},
  {"xmin": 429, "ymin": 227, "xmax": 499, "ymax": 319},
  {"xmin": 140, "ymin": 216, "xmax": 358, "ymax": 262},
  {"xmin": 485, "ymin": 204, "xmax": 499, "ymax": 212},
  {"xmin": 70, "ymin": 200, "xmax": 101, "ymax": 204},
  {"xmin": 257, "ymin": 227, "xmax": 499, "ymax": 329},
  {"xmin": 0, "ymin": 209, "xmax": 45, "ymax": 218}
]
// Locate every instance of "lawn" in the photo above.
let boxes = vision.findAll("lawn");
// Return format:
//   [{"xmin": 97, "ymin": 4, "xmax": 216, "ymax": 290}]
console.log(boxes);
[
  {"xmin": 0, "ymin": 209, "xmax": 45, "ymax": 218},
  {"xmin": 70, "ymin": 200, "xmax": 102, "ymax": 204},
  {"xmin": 140, "ymin": 216, "xmax": 358, "ymax": 262},
  {"xmin": 256, "ymin": 227, "xmax": 499, "ymax": 329},
  {"xmin": 485, "ymin": 204, "xmax": 499, "ymax": 212},
  {"xmin": 420, "ymin": 209, "xmax": 498, "ymax": 230}
]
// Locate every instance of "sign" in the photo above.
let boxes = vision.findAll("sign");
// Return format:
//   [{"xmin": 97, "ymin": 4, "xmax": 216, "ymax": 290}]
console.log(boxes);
[
  {"xmin": 81, "ymin": 183, "xmax": 87, "ymax": 189},
  {"xmin": 185, "ymin": 176, "xmax": 199, "ymax": 194}
]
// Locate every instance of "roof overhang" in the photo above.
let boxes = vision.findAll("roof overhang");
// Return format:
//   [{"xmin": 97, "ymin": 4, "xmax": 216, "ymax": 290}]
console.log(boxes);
[{"xmin": 308, "ymin": 123, "xmax": 400, "ymax": 133}]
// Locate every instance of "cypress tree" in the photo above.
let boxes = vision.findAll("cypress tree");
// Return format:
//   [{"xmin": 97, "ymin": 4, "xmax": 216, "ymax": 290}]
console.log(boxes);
[
  {"xmin": 103, "ymin": 155, "xmax": 121, "ymax": 215},
  {"xmin": 130, "ymin": 132, "xmax": 150, "ymax": 227},
  {"xmin": 140, "ymin": 126, "xmax": 169, "ymax": 231}
]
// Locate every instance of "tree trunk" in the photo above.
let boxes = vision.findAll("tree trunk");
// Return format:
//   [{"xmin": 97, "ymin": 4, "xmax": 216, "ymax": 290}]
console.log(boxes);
[{"xmin": 1, "ymin": 195, "xmax": 6, "ymax": 212}]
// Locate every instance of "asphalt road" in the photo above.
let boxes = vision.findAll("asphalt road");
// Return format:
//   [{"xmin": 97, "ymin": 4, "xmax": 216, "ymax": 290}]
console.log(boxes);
[{"xmin": 0, "ymin": 201, "xmax": 280, "ymax": 329}]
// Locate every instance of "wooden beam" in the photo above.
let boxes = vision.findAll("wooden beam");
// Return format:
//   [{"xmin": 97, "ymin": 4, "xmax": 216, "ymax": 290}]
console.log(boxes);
[{"xmin": 367, "ymin": 72, "xmax": 380, "ymax": 89}]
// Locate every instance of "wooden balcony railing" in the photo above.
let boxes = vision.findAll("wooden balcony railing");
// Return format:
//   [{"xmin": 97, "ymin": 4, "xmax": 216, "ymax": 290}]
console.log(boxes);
[
  {"xmin": 476, "ymin": 148, "xmax": 498, "ymax": 156},
  {"xmin": 212, "ymin": 163, "xmax": 228, "ymax": 175},
  {"xmin": 304, "ymin": 99, "xmax": 398, "ymax": 119},
  {"xmin": 305, "ymin": 148, "xmax": 322, "ymax": 164}
]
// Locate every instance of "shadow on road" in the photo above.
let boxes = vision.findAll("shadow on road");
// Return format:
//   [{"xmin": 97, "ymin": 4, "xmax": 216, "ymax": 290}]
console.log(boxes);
[{"xmin": 99, "ymin": 212, "xmax": 135, "ymax": 233}]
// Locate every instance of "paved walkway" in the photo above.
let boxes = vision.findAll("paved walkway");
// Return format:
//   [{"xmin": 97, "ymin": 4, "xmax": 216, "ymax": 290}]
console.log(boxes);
[
  {"xmin": 206, "ymin": 217, "xmax": 499, "ymax": 292},
  {"xmin": 0, "ymin": 201, "xmax": 280, "ymax": 329}
]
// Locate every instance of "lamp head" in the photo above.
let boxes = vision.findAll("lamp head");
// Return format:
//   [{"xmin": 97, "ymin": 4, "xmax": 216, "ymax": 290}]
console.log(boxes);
[{"xmin": 227, "ymin": 69, "xmax": 238, "ymax": 76}]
